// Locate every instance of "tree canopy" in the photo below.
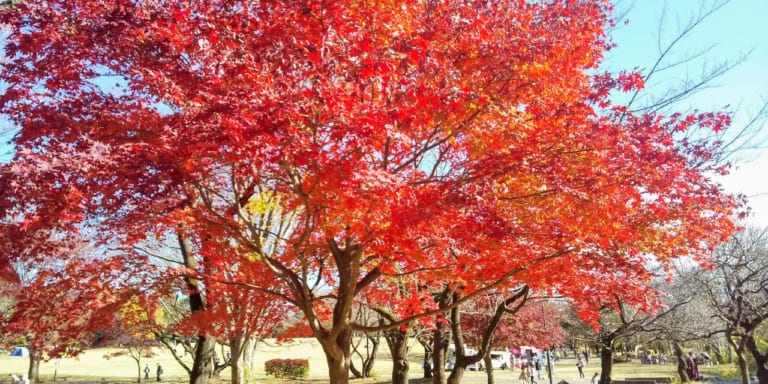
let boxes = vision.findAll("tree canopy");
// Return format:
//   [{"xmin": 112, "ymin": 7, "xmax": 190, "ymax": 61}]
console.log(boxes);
[{"xmin": 0, "ymin": 2, "xmax": 739, "ymax": 384}]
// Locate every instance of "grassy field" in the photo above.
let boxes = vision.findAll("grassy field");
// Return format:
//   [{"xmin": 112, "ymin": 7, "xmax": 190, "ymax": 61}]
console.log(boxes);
[
  {"xmin": 0, "ymin": 342, "xmax": 733, "ymax": 384},
  {"xmin": 0, "ymin": 339, "xmax": 420, "ymax": 383}
]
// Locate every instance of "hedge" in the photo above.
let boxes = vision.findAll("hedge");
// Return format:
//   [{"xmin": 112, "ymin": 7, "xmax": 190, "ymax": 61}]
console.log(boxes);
[{"xmin": 264, "ymin": 358, "xmax": 309, "ymax": 379}]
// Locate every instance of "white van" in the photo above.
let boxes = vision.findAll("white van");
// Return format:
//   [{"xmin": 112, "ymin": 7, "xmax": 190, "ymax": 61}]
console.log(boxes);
[
  {"xmin": 445, "ymin": 348, "xmax": 512, "ymax": 371},
  {"xmin": 446, "ymin": 346, "xmax": 478, "ymax": 371},
  {"xmin": 446, "ymin": 347, "xmax": 511, "ymax": 371},
  {"xmin": 488, "ymin": 350, "xmax": 512, "ymax": 369}
]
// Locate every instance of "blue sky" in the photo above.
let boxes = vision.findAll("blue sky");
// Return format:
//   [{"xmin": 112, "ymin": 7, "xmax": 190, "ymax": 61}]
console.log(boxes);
[{"xmin": 606, "ymin": 0, "xmax": 768, "ymax": 227}]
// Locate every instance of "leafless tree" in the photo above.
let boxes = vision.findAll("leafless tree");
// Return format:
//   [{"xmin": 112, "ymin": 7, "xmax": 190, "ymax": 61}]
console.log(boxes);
[
  {"xmin": 610, "ymin": 0, "xmax": 768, "ymax": 163},
  {"xmin": 689, "ymin": 227, "xmax": 768, "ymax": 384},
  {"xmin": 644, "ymin": 268, "xmax": 725, "ymax": 382}
]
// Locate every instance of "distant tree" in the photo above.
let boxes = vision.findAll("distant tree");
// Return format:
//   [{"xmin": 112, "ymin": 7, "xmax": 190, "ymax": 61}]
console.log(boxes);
[
  {"xmin": 103, "ymin": 295, "xmax": 161, "ymax": 383},
  {"xmin": 349, "ymin": 307, "xmax": 381, "ymax": 380},
  {"xmin": 691, "ymin": 228, "xmax": 768, "ymax": 384},
  {"xmin": 458, "ymin": 291, "xmax": 567, "ymax": 384},
  {"xmin": 443, "ymin": 287, "xmax": 528, "ymax": 384},
  {"xmin": 0, "ymin": 255, "xmax": 151, "ymax": 384},
  {"xmin": 642, "ymin": 264, "xmax": 727, "ymax": 383}
]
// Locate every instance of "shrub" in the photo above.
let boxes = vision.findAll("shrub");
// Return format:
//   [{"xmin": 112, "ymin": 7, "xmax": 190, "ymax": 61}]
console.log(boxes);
[
  {"xmin": 265, "ymin": 358, "xmax": 310, "ymax": 379},
  {"xmin": 716, "ymin": 364, "xmax": 740, "ymax": 380}
]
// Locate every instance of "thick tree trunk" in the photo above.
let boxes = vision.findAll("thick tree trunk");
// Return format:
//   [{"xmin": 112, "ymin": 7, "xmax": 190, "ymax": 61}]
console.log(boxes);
[
  {"xmin": 737, "ymin": 353, "xmax": 750, "ymax": 384},
  {"xmin": 230, "ymin": 336, "xmax": 245, "ymax": 384},
  {"xmin": 746, "ymin": 334, "xmax": 768, "ymax": 384},
  {"xmin": 725, "ymin": 327, "xmax": 751, "ymax": 384},
  {"xmin": 674, "ymin": 341, "xmax": 690, "ymax": 383},
  {"xmin": 432, "ymin": 324, "xmax": 448, "ymax": 384},
  {"xmin": 599, "ymin": 336, "xmax": 615, "ymax": 384},
  {"xmin": 302, "ymin": 240, "xmax": 378, "ymax": 384},
  {"xmin": 190, "ymin": 336, "xmax": 216, "ymax": 384},
  {"xmin": 319, "ymin": 329, "xmax": 353, "ymax": 384},
  {"xmin": 447, "ymin": 362, "xmax": 466, "ymax": 384},
  {"xmin": 27, "ymin": 350, "xmax": 41, "ymax": 384},
  {"xmin": 385, "ymin": 327, "xmax": 410, "ymax": 384},
  {"xmin": 446, "ymin": 302, "xmax": 468, "ymax": 384}
]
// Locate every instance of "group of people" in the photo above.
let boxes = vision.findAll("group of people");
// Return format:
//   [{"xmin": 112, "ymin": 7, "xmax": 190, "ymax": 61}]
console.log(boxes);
[
  {"xmin": 143, "ymin": 363, "xmax": 164, "ymax": 382},
  {"xmin": 684, "ymin": 353, "xmax": 700, "ymax": 381},
  {"xmin": 518, "ymin": 357, "xmax": 543, "ymax": 384},
  {"xmin": 8, "ymin": 374, "xmax": 30, "ymax": 384},
  {"xmin": 640, "ymin": 354, "xmax": 669, "ymax": 365}
]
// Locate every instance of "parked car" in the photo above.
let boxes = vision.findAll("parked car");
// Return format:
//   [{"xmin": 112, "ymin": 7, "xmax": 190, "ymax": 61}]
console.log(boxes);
[
  {"xmin": 488, "ymin": 350, "xmax": 511, "ymax": 369},
  {"xmin": 445, "ymin": 347, "xmax": 511, "ymax": 371},
  {"xmin": 469, "ymin": 350, "xmax": 512, "ymax": 371}
]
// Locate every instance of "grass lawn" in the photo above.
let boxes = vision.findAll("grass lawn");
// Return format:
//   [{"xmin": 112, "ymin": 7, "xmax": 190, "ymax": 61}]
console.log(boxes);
[
  {"xmin": 0, "ymin": 343, "xmax": 736, "ymax": 384},
  {"xmin": 0, "ymin": 339, "xmax": 408, "ymax": 383}
]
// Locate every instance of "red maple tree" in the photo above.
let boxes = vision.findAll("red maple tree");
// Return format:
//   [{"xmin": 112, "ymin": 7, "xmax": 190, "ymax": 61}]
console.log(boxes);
[
  {"xmin": 462, "ymin": 298, "xmax": 567, "ymax": 353},
  {"xmin": 0, "ymin": 2, "xmax": 737, "ymax": 384},
  {"xmin": 0, "ymin": 254, "xmax": 152, "ymax": 381}
]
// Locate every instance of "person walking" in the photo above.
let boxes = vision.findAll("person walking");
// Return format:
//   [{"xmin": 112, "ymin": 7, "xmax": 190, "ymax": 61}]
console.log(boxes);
[
  {"xmin": 423, "ymin": 358, "xmax": 433, "ymax": 379},
  {"xmin": 592, "ymin": 372, "xmax": 600, "ymax": 384},
  {"xmin": 535, "ymin": 359, "xmax": 542, "ymax": 380},
  {"xmin": 576, "ymin": 358, "xmax": 585, "ymax": 378},
  {"xmin": 144, "ymin": 364, "xmax": 151, "ymax": 381},
  {"xmin": 156, "ymin": 363, "xmax": 164, "ymax": 382},
  {"xmin": 519, "ymin": 363, "xmax": 530, "ymax": 384}
]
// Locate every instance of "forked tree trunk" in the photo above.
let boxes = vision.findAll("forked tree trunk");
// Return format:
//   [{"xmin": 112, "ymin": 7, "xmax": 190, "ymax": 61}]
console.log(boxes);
[
  {"xmin": 674, "ymin": 341, "xmax": 690, "ymax": 383},
  {"xmin": 350, "ymin": 333, "xmax": 380, "ymax": 378},
  {"xmin": 599, "ymin": 335, "xmax": 615, "ymax": 384},
  {"xmin": 432, "ymin": 324, "xmax": 448, "ymax": 384},
  {"xmin": 133, "ymin": 356, "xmax": 142, "ymax": 383},
  {"xmin": 230, "ymin": 336, "xmax": 245, "ymax": 384},
  {"xmin": 190, "ymin": 336, "xmax": 216, "ymax": 384},
  {"xmin": 305, "ymin": 240, "xmax": 379, "ymax": 384},
  {"xmin": 178, "ymin": 231, "xmax": 214, "ymax": 384},
  {"xmin": 736, "ymin": 350, "xmax": 750, "ymax": 384},
  {"xmin": 27, "ymin": 350, "xmax": 41, "ymax": 384},
  {"xmin": 385, "ymin": 326, "xmax": 410, "ymax": 384},
  {"xmin": 725, "ymin": 329, "xmax": 751, "ymax": 384},
  {"xmin": 319, "ymin": 328, "xmax": 353, "ymax": 384},
  {"xmin": 746, "ymin": 334, "xmax": 768, "ymax": 384}
]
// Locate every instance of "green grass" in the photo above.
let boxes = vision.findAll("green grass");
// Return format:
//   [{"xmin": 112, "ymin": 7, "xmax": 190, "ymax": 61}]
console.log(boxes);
[
  {"xmin": 0, "ymin": 344, "xmax": 740, "ymax": 384},
  {"xmin": 0, "ymin": 339, "xmax": 396, "ymax": 383}
]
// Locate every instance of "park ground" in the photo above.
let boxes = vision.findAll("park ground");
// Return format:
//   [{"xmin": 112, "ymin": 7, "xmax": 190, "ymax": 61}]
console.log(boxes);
[{"xmin": 0, "ymin": 340, "xmax": 741, "ymax": 384}]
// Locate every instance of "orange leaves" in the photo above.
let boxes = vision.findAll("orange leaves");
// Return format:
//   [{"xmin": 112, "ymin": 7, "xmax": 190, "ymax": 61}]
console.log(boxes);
[{"xmin": 0, "ymin": 0, "xmax": 738, "ymax": 351}]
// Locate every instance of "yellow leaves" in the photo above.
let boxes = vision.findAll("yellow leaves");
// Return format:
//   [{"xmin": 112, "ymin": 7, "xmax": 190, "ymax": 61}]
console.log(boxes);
[
  {"xmin": 119, "ymin": 296, "xmax": 149, "ymax": 322},
  {"xmin": 117, "ymin": 296, "xmax": 158, "ymax": 339},
  {"xmin": 246, "ymin": 252, "xmax": 262, "ymax": 262},
  {"xmin": 244, "ymin": 191, "xmax": 281, "ymax": 215}
]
